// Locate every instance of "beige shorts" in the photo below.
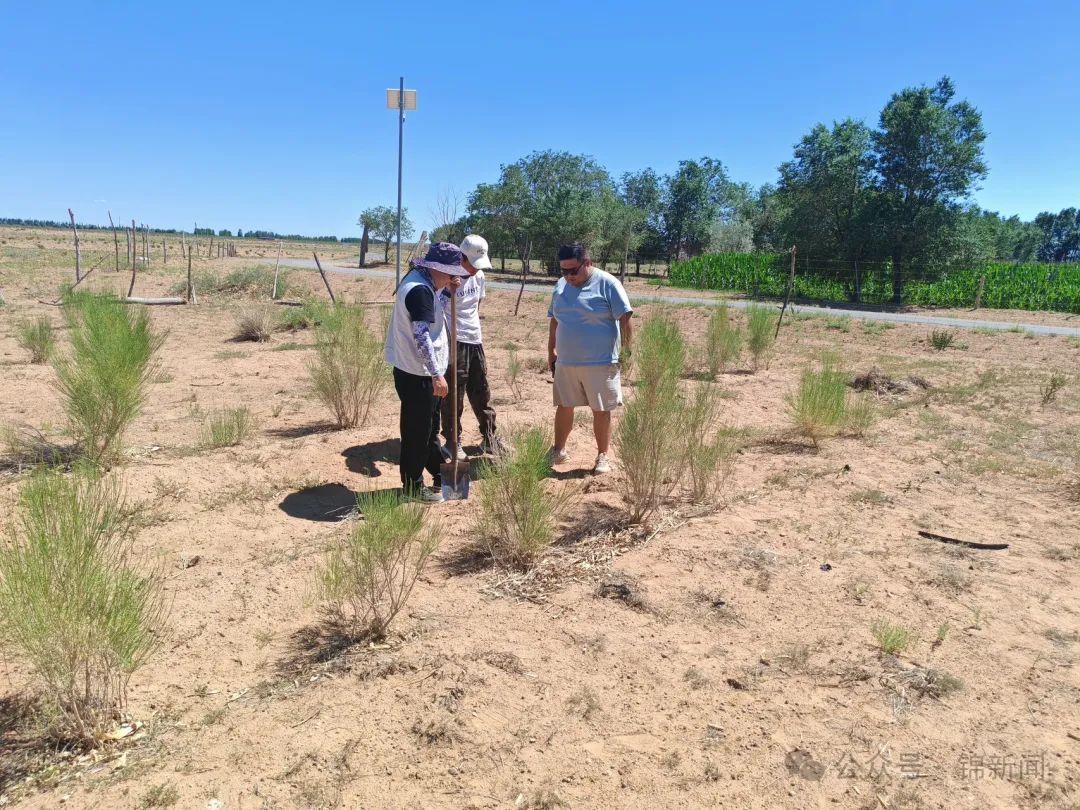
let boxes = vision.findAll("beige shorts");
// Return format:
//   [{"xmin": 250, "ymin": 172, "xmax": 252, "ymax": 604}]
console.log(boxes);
[{"xmin": 553, "ymin": 363, "xmax": 623, "ymax": 410}]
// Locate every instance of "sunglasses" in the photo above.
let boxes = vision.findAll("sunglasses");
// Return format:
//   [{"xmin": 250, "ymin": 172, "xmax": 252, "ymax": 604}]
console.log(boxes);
[{"xmin": 561, "ymin": 263, "xmax": 584, "ymax": 276}]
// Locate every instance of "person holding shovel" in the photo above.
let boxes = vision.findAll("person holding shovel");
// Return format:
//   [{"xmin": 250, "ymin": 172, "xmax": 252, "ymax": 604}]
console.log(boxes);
[
  {"xmin": 384, "ymin": 242, "xmax": 471, "ymax": 502},
  {"xmin": 547, "ymin": 243, "xmax": 633, "ymax": 474},
  {"xmin": 439, "ymin": 234, "xmax": 504, "ymax": 461}
]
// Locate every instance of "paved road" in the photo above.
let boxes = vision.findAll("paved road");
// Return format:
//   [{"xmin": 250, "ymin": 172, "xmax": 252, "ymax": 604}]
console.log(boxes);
[{"xmin": 272, "ymin": 258, "xmax": 1080, "ymax": 338}]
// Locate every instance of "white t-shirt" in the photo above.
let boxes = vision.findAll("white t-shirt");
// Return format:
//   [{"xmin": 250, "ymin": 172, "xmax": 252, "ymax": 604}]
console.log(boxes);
[{"xmin": 442, "ymin": 270, "xmax": 485, "ymax": 345}]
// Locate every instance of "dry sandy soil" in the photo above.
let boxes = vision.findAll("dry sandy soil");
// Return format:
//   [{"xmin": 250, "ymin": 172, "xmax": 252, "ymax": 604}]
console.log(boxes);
[{"xmin": 1, "ymin": 227, "xmax": 1079, "ymax": 809}]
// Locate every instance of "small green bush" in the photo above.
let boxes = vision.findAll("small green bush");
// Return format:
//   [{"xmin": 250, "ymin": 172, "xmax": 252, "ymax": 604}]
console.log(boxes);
[
  {"xmin": 17, "ymin": 317, "xmax": 55, "ymax": 363},
  {"xmin": 871, "ymin": 618, "xmax": 915, "ymax": 655},
  {"xmin": 843, "ymin": 393, "xmax": 876, "ymax": 436},
  {"xmin": 171, "ymin": 266, "xmax": 282, "ymax": 299},
  {"xmin": 0, "ymin": 466, "xmax": 166, "ymax": 743},
  {"xmin": 198, "ymin": 407, "xmax": 254, "ymax": 449},
  {"xmin": 704, "ymin": 304, "xmax": 741, "ymax": 378},
  {"xmin": 308, "ymin": 306, "xmax": 388, "ymax": 428},
  {"xmin": 746, "ymin": 304, "xmax": 777, "ymax": 370},
  {"xmin": 1040, "ymin": 372, "xmax": 1067, "ymax": 405},
  {"xmin": 233, "ymin": 306, "xmax": 273, "ymax": 342},
  {"xmin": 476, "ymin": 427, "xmax": 574, "ymax": 569},
  {"xmin": 616, "ymin": 312, "xmax": 686, "ymax": 524},
  {"xmin": 681, "ymin": 382, "xmax": 740, "ymax": 503},
  {"xmin": 276, "ymin": 300, "xmax": 330, "ymax": 332},
  {"xmin": 53, "ymin": 293, "xmax": 164, "ymax": 466},
  {"xmin": 507, "ymin": 347, "xmax": 523, "ymax": 402},
  {"xmin": 930, "ymin": 329, "xmax": 955, "ymax": 351},
  {"xmin": 787, "ymin": 354, "xmax": 848, "ymax": 446},
  {"xmin": 318, "ymin": 489, "xmax": 439, "ymax": 640}
]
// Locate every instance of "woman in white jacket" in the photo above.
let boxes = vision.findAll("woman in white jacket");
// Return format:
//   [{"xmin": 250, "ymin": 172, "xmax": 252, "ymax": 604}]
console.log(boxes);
[{"xmin": 383, "ymin": 242, "xmax": 471, "ymax": 501}]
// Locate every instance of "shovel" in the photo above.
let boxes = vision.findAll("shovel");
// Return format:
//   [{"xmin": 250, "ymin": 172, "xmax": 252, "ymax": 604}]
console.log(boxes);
[{"xmin": 440, "ymin": 290, "xmax": 470, "ymax": 501}]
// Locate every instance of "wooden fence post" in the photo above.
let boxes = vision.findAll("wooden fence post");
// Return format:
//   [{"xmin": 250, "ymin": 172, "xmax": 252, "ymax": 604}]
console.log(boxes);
[
  {"xmin": 128, "ymin": 219, "xmax": 138, "ymax": 296},
  {"xmin": 187, "ymin": 247, "xmax": 197, "ymax": 304},
  {"xmin": 108, "ymin": 210, "xmax": 120, "ymax": 272},
  {"xmin": 67, "ymin": 208, "xmax": 81, "ymax": 282},
  {"xmin": 312, "ymin": 252, "xmax": 337, "ymax": 304},
  {"xmin": 272, "ymin": 239, "xmax": 282, "ymax": 299},
  {"xmin": 774, "ymin": 245, "xmax": 797, "ymax": 339}
]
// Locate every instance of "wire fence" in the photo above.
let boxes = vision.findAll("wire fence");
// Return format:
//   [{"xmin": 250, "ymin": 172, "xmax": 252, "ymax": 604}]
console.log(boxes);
[{"xmin": 669, "ymin": 253, "xmax": 1080, "ymax": 313}]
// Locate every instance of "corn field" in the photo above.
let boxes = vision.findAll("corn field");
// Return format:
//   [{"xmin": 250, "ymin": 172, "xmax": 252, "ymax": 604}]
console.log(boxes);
[{"xmin": 669, "ymin": 254, "xmax": 1080, "ymax": 313}]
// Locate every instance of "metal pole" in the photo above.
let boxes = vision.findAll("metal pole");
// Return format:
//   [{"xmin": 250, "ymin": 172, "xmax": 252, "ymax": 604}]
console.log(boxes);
[{"xmin": 395, "ymin": 75, "xmax": 404, "ymax": 288}]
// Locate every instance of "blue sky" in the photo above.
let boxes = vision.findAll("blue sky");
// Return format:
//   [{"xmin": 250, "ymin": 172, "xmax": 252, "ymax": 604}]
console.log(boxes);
[{"xmin": 2, "ymin": 1, "xmax": 1077, "ymax": 237}]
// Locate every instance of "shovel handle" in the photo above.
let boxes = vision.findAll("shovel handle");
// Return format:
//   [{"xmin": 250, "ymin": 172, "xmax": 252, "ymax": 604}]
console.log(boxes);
[{"xmin": 449, "ymin": 290, "xmax": 458, "ymax": 451}]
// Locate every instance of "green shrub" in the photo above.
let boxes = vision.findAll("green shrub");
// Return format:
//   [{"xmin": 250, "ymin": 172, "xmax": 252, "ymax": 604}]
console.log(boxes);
[
  {"xmin": 0, "ymin": 466, "xmax": 166, "ymax": 743},
  {"xmin": 787, "ymin": 354, "xmax": 848, "ymax": 446},
  {"xmin": 308, "ymin": 306, "xmax": 388, "ymax": 428},
  {"xmin": 1040, "ymin": 372, "xmax": 1067, "ymax": 405},
  {"xmin": 476, "ymin": 427, "xmax": 574, "ymax": 569},
  {"xmin": 53, "ymin": 293, "xmax": 164, "ymax": 466},
  {"xmin": 616, "ymin": 312, "xmax": 686, "ymax": 524},
  {"xmin": 276, "ymin": 300, "xmax": 330, "ymax": 332},
  {"xmin": 198, "ymin": 407, "xmax": 254, "ymax": 449},
  {"xmin": 318, "ymin": 489, "xmax": 439, "ymax": 640},
  {"xmin": 233, "ymin": 305, "xmax": 273, "ymax": 342},
  {"xmin": 169, "ymin": 266, "xmax": 286, "ymax": 299},
  {"xmin": 746, "ymin": 304, "xmax": 777, "ymax": 370},
  {"xmin": 681, "ymin": 382, "xmax": 740, "ymax": 503},
  {"xmin": 843, "ymin": 393, "xmax": 876, "ymax": 436},
  {"xmin": 17, "ymin": 317, "xmax": 55, "ymax": 363},
  {"xmin": 826, "ymin": 315, "xmax": 852, "ymax": 333},
  {"xmin": 704, "ymin": 304, "xmax": 742, "ymax": 378},
  {"xmin": 930, "ymin": 329, "xmax": 955, "ymax": 351},
  {"xmin": 507, "ymin": 347, "xmax": 523, "ymax": 402},
  {"xmin": 871, "ymin": 618, "xmax": 915, "ymax": 656}
]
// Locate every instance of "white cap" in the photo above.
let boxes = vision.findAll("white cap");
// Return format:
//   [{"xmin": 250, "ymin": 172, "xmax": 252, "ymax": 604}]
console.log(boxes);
[{"xmin": 459, "ymin": 234, "xmax": 492, "ymax": 271}]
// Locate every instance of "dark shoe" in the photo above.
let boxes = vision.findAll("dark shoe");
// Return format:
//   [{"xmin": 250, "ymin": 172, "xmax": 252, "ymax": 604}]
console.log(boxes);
[
  {"xmin": 482, "ymin": 436, "xmax": 507, "ymax": 457},
  {"xmin": 403, "ymin": 486, "xmax": 442, "ymax": 504}
]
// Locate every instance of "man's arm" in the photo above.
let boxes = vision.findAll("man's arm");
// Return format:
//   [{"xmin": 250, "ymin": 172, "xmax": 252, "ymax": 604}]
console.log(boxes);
[
  {"xmin": 619, "ymin": 312, "xmax": 633, "ymax": 358},
  {"xmin": 548, "ymin": 318, "xmax": 558, "ymax": 373}
]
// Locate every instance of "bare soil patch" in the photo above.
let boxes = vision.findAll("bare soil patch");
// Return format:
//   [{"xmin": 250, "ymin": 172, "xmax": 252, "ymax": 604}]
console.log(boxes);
[{"xmin": 1, "ymin": 227, "xmax": 1079, "ymax": 809}]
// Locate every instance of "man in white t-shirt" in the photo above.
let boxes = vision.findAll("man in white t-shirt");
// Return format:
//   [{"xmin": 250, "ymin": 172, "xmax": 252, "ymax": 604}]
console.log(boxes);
[{"xmin": 440, "ymin": 234, "xmax": 503, "ymax": 460}]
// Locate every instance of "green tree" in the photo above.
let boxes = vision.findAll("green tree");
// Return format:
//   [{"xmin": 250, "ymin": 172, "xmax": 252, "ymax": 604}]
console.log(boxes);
[
  {"xmin": 467, "ymin": 151, "xmax": 613, "ymax": 273},
  {"xmin": 745, "ymin": 183, "xmax": 787, "ymax": 253},
  {"xmin": 620, "ymin": 169, "xmax": 665, "ymax": 272},
  {"xmin": 595, "ymin": 190, "xmax": 644, "ymax": 279},
  {"xmin": 777, "ymin": 120, "xmax": 878, "ymax": 268},
  {"xmin": 662, "ymin": 158, "xmax": 737, "ymax": 261},
  {"xmin": 873, "ymin": 76, "xmax": 987, "ymax": 302},
  {"xmin": 359, "ymin": 206, "xmax": 415, "ymax": 263},
  {"xmin": 1034, "ymin": 208, "xmax": 1080, "ymax": 262}
]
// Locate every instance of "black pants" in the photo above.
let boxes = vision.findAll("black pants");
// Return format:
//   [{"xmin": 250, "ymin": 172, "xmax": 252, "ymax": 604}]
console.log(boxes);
[
  {"xmin": 440, "ymin": 342, "xmax": 497, "ymax": 450},
  {"xmin": 393, "ymin": 367, "xmax": 443, "ymax": 493}
]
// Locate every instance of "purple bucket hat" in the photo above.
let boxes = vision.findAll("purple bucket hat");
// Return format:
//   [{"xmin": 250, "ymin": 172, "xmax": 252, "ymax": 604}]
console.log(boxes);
[{"xmin": 412, "ymin": 242, "xmax": 470, "ymax": 276}]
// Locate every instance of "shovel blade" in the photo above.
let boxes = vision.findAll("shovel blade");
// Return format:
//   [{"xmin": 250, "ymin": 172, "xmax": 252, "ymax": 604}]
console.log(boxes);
[{"xmin": 440, "ymin": 460, "xmax": 470, "ymax": 501}]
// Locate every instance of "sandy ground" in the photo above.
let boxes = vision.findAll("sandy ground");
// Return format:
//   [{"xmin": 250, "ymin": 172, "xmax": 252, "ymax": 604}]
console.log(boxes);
[{"xmin": 1, "ymin": 228, "xmax": 1079, "ymax": 809}]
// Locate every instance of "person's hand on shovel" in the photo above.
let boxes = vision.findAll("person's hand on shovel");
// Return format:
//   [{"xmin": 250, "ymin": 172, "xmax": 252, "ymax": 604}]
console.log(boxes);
[{"xmin": 433, "ymin": 375, "xmax": 448, "ymax": 397}]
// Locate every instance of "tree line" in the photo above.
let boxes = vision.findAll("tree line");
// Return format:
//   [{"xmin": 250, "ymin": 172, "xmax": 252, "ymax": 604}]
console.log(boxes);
[
  {"xmin": 425, "ymin": 76, "xmax": 1077, "ymax": 303},
  {"xmin": 0, "ymin": 218, "xmax": 344, "ymax": 244}
]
